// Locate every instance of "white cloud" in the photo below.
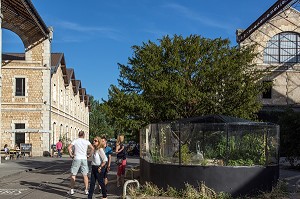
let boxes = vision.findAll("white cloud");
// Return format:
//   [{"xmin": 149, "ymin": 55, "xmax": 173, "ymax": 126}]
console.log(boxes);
[
  {"xmin": 53, "ymin": 20, "xmax": 124, "ymax": 41},
  {"xmin": 143, "ymin": 29, "xmax": 170, "ymax": 38},
  {"xmin": 163, "ymin": 3, "xmax": 235, "ymax": 31}
]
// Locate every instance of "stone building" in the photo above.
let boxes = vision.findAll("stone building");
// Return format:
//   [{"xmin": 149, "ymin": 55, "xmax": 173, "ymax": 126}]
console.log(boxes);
[
  {"xmin": 0, "ymin": 0, "xmax": 90, "ymax": 157},
  {"xmin": 236, "ymin": 0, "xmax": 300, "ymax": 113},
  {"xmin": 50, "ymin": 53, "xmax": 90, "ymax": 149}
]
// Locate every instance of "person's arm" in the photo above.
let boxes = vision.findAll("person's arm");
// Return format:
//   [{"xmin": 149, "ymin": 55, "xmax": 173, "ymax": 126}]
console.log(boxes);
[
  {"xmin": 98, "ymin": 149, "xmax": 108, "ymax": 172},
  {"xmin": 107, "ymin": 154, "xmax": 112, "ymax": 171},
  {"xmin": 87, "ymin": 144, "xmax": 94, "ymax": 158},
  {"xmin": 115, "ymin": 144, "xmax": 119, "ymax": 154},
  {"xmin": 116, "ymin": 145, "xmax": 124, "ymax": 154},
  {"xmin": 100, "ymin": 149, "xmax": 107, "ymax": 167},
  {"xmin": 68, "ymin": 144, "xmax": 74, "ymax": 158}
]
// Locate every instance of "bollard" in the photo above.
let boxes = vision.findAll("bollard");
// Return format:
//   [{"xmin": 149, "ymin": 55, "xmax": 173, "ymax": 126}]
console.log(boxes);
[{"xmin": 123, "ymin": 179, "xmax": 140, "ymax": 199}]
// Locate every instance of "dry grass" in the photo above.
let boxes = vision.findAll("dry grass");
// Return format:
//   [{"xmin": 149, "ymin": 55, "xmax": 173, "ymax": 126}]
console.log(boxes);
[{"xmin": 128, "ymin": 180, "xmax": 290, "ymax": 199}]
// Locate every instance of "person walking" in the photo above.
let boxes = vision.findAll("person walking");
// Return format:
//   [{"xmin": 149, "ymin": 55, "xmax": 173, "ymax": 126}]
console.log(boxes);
[
  {"xmin": 56, "ymin": 139, "xmax": 63, "ymax": 158},
  {"xmin": 67, "ymin": 131, "xmax": 94, "ymax": 195},
  {"xmin": 14, "ymin": 144, "xmax": 20, "ymax": 159},
  {"xmin": 100, "ymin": 135, "xmax": 113, "ymax": 189},
  {"xmin": 88, "ymin": 136, "xmax": 108, "ymax": 199},
  {"xmin": 4, "ymin": 144, "xmax": 9, "ymax": 154},
  {"xmin": 3, "ymin": 144, "xmax": 10, "ymax": 160},
  {"xmin": 115, "ymin": 134, "xmax": 127, "ymax": 187}
]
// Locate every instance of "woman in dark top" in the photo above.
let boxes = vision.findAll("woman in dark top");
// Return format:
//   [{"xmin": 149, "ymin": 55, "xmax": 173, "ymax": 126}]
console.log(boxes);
[{"xmin": 115, "ymin": 134, "xmax": 126, "ymax": 187}]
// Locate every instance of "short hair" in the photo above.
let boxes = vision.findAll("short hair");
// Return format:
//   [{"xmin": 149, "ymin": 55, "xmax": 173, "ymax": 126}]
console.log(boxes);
[
  {"xmin": 101, "ymin": 134, "xmax": 107, "ymax": 140},
  {"xmin": 78, "ymin": 131, "xmax": 85, "ymax": 137}
]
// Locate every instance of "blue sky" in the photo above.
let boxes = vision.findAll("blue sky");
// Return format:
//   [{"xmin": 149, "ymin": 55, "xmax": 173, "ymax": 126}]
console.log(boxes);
[{"xmin": 2, "ymin": 0, "xmax": 275, "ymax": 101}]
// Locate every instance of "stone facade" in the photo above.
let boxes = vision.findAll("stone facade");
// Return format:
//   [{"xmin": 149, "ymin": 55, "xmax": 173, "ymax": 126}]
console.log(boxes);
[
  {"xmin": 0, "ymin": 1, "xmax": 90, "ymax": 157},
  {"xmin": 50, "ymin": 54, "xmax": 89, "ymax": 149},
  {"xmin": 1, "ymin": 52, "xmax": 90, "ymax": 157},
  {"xmin": 237, "ymin": 7, "xmax": 300, "ymax": 111},
  {"xmin": 1, "ymin": 39, "xmax": 52, "ymax": 157}
]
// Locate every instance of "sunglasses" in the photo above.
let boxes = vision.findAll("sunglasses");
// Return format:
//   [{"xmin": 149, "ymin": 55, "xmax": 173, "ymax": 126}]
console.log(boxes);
[{"xmin": 93, "ymin": 140, "xmax": 98, "ymax": 142}]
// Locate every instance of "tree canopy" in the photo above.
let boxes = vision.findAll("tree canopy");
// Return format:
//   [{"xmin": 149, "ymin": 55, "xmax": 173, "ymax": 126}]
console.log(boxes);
[
  {"xmin": 103, "ymin": 34, "xmax": 268, "ymax": 137},
  {"xmin": 89, "ymin": 96, "xmax": 115, "ymax": 139}
]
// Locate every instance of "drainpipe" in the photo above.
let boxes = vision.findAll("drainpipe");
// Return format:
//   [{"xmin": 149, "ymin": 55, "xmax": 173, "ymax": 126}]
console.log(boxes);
[{"xmin": 48, "ymin": 27, "xmax": 53, "ymax": 152}]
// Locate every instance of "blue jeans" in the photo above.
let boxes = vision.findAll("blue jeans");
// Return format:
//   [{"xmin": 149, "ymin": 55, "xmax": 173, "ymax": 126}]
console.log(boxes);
[
  {"xmin": 57, "ymin": 149, "xmax": 62, "ymax": 158},
  {"xmin": 88, "ymin": 165, "xmax": 107, "ymax": 199}
]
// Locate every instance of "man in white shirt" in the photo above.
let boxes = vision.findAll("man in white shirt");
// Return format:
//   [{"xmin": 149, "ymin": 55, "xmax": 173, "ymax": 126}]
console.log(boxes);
[{"xmin": 67, "ymin": 131, "xmax": 94, "ymax": 195}]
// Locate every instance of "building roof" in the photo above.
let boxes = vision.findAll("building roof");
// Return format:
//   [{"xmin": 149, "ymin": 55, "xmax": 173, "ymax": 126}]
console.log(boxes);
[
  {"xmin": 79, "ymin": 88, "xmax": 86, "ymax": 102},
  {"xmin": 84, "ymin": 94, "xmax": 91, "ymax": 111},
  {"xmin": 74, "ymin": 80, "xmax": 81, "ymax": 94},
  {"xmin": 66, "ymin": 68, "xmax": 75, "ymax": 85},
  {"xmin": 1, "ymin": 0, "xmax": 51, "ymax": 48},
  {"xmin": 2, "ymin": 53, "xmax": 25, "ymax": 61},
  {"xmin": 177, "ymin": 115, "xmax": 252, "ymax": 123},
  {"xmin": 51, "ymin": 53, "xmax": 65, "ymax": 69},
  {"xmin": 237, "ymin": 0, "xmax": 295, "ymax": 43}
]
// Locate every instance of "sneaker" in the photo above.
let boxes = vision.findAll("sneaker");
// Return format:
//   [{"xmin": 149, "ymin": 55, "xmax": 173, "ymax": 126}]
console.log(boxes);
[
  {"xmin": 68, "ymin": 189, "xmax": 74, "ymax": 195},
  {"xmin": 85, "ymin": 189, "xmax": 89, "ymax": 195}
]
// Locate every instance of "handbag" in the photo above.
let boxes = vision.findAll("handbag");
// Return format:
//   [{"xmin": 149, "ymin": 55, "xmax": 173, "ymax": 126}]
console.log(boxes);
[{"xmin": 115, "ymin": 158, "xmax": 123, "ymax": 165}]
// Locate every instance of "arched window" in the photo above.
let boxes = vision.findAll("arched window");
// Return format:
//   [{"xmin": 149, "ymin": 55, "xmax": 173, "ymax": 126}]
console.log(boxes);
[{"xmin": 264, "ymin": 32, "xmax": 300, "ymax": 63}]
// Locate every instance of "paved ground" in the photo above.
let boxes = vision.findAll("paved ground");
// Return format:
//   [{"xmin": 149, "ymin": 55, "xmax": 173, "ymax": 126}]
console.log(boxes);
[
  {"xmin": 0, "ymin": 156, "xmax": 299, "ymax": 199},
  {"xmin": 0, "ymin": 155, "xmax": 139, "ymax": 199}
]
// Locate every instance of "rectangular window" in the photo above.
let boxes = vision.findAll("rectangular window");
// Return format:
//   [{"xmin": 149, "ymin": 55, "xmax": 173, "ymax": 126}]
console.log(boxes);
[
  {"xmin": 15, "ymin": 133, "xmax": 25, "ymax": 147},
  {"xmin": 15, "ymin": 78, "xmax": 25, "ymax": 96},
  {"xmin": 15, "ymin": 123, "xmax": 25, "ymax": 129},
  {"xmin": 15, "ymin": 123, "xmax": 25, "ymax": 146},
  {"xmin": 262, "ymin": 81, "xmax": 272, "ymax": 99}
]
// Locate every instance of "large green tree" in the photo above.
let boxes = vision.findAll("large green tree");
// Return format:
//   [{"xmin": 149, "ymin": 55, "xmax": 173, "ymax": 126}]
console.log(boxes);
[
  {"xmin": 89, "ymin": 96, "xmax": 114, "ymax": 139},
  {"xmin": 103, "ymin": 34, "xmax": 269, "ymax": 137}
]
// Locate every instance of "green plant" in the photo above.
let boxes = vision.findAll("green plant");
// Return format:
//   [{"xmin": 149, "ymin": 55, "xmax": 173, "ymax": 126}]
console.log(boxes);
[
  {"xmin": 142, "ymin": 182, "xmax": 162, "ymax": 197},
  {"xmin": 227, "ymin": 159, "xmax": 254, "ymax": 166},
  {"xmin": 60, "ymin": 134, "xmax": 71, "ymax": 154},
  {"xmin": 129, "ymin": 181, "xmax": 289, "ymax": 199},
  {"xmin": 201, "ymin": 130, "xmax": 267, "ymax": 166},
  {"xmin": 163, "ymin": 186, "xmax": 181, "ymax": 198},
  {"xmin": 182, "ymin": 183, "xmax": 202, "ymax": 199},
  {"xmin": 203, "ymin": 131, "xmax": 227, "ymax": 160},
  {"xmin": 181, "ymin": 144, "xmax": 192, "ymax": 164},
  {"xmin": 227, "ymin": 133, "xmax": 266, "ymax": 166}
]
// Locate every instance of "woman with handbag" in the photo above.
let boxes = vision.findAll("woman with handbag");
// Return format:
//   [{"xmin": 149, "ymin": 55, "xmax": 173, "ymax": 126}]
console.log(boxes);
[
  {"xmin": 88, "ymin": 136, "xmax": 108, "ymax": 199},
  {"xmin": 115, "ymin": 134, "xmax": 127, "ymax": 187}
]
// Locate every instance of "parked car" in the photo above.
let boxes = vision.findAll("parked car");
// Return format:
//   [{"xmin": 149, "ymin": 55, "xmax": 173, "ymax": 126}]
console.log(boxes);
[
  {"xmin": 107, "ymin": 139, "xmax": 116, "ymax": 151},
  {"xmin": 126, "ymin": 141, "xmax": 140, "ymax": 156}
]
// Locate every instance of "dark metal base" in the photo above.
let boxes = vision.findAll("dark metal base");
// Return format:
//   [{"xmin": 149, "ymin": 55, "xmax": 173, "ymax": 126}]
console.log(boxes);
[{"xmin": 140, "ymin": 158, "xmax": 279, "ymax": 197}]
